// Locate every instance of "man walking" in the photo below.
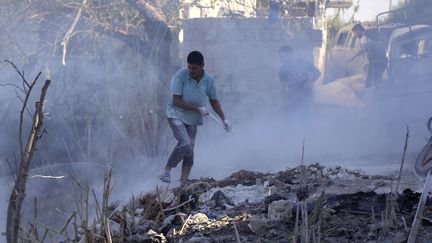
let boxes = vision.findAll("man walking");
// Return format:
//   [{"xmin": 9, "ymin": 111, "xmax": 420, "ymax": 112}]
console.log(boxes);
[{"xmin": 160, "ymin": 51, "xmax": 230, "ymax": 184}]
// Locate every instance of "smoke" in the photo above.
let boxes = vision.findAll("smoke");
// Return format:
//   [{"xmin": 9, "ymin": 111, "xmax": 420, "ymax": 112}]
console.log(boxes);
[
  {"xmin": 0, "ymin": 1, "xmax": 175, "ymax": 236},
  {"xmin": 193, "ymin": 101, "xmax": 423, "ymax": 180},
  {"xmin": 0, "ymin": 0, "xmax": 431, "ymax": 240}
]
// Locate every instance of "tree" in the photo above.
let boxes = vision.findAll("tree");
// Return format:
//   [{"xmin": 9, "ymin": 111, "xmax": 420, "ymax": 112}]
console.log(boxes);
[{"xmin": 4, "ymin": 62, "xmax": 51, "ymax": 243}]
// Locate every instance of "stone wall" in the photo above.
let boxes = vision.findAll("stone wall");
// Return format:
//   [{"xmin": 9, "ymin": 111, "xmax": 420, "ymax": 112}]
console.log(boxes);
[{"xmin": 181, "ymin": 17, "xmax": 322, "ymax": 117}]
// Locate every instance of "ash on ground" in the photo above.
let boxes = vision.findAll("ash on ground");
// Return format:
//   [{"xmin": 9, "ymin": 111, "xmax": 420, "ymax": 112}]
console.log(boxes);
[{"xmin": 105, "ymin": 164, "xmax": 432, "ymax": 243}]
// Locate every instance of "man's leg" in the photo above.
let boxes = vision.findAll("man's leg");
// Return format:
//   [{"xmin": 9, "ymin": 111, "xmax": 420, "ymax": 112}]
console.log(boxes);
[
  {"xmin": 180, "ymin": 125, "xmax": 197, "ymax": 182},
  {"xmin": 160, "ymin": 118, "xmax": 193, "ymax": 183}
]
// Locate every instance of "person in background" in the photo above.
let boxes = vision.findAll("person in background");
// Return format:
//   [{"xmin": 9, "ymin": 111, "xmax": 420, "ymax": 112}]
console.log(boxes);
[
  {"xmin": 269, "ymin": 0, "xmax": 281, "ymax": 24},
  {"xmin": 278, "ymin": 45, "xmax": 320, "ymax": 120},
  {"xmin": 160, "ymin": 51, "xmax": 230, "ymax": 185},
  {"xmin": 349, "ymin": 23, "xmax": 386, "ymax": 87}
]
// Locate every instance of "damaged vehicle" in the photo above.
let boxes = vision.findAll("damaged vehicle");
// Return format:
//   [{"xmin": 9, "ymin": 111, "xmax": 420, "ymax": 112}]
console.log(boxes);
[
  {"xmin": 375, "ymin": 23, "xmax": 432, "ymax": 134},
  {"xmin": 320, "ymin": 7, "xmax": 432, "ymax": 138},
  {"xmin": 324, "ymin": 22, "xmax": 394, "ymax": 85}
]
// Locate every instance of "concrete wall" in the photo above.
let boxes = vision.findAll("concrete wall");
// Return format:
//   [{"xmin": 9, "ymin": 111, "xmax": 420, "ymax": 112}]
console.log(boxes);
[{"xmin": 181, "ymin": 18, "xmax": 322, "ymax": 117}]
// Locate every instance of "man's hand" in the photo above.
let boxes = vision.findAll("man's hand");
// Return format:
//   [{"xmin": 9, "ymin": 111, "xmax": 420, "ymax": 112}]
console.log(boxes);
[
  {"xmin": 223, "ymin": 119, "xmax": 232, "ymax": 131},
  {"xmin": 198, "ymin": 107, "xmax": 209, "ymax": 116}
]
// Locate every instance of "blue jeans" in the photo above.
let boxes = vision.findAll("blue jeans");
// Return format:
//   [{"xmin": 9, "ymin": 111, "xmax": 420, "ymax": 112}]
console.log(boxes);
[{"xmin": 166, "ymin": 118, "xmax": 197, "ymax": 168}]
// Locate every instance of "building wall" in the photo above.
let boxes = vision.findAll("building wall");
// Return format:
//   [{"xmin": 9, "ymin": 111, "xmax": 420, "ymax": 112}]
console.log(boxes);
[
  {"xmin": 180, "ymin": 0, "xmax": 257, "ymax": 18},
  {"xmin": 182, "ymin": 18, "xmax": 322, "ymax": 116}
]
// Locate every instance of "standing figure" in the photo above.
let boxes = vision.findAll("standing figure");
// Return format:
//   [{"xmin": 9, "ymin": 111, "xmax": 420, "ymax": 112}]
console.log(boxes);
[
  {"xmin": 278, "ymin": 46, "xmax": 320, "ymax": 120},
  {"xmin": 160, "ymin": 51, "xmax": 230, "ymax": 184},
  {"xmin": 349, "ymin": 23, "xmax": 386, "ymax": 87}
]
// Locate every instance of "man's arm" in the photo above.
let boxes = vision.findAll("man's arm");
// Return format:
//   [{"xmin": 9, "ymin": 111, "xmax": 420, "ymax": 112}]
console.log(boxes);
[
  {"xmin": 349, "ymin": 38, "xmax": 367, "ymax": 62},
  {"xmin": 209, "ymin": 99, "xmax": 225, "ymax": 121},
  {"xmin": 173, "ymin": 95, "xmax": 200, "ymax": 113},
  {"xmin": 349, "ymin": 49, "xmax": 365, "ymax": 62}
]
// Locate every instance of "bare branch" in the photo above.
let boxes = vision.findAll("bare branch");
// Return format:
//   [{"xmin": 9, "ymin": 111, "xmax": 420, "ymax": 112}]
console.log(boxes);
[
  {"xmin": 5, "ymin": 157, "xmax": 16, "ymax": 183},
  {"xmin": 18, "ymin": 71, "xmax": 42, "ymax": 154},
  {"xmin": 4, "ymin": 60, "xmax": 30, "ymax": 88},
  {"xmin": 0, "ymin": 83, "xmax": 25, "ymax": 93},
  {"xmin": 61, "ymin": 0, "xmax": 88, "ymax": 65},
  {"xmin": 6, "ymin": 79, "xmax": 51, "ymax": 243},
  {"xmin": 30, "ymin": 175, "xmax": 66, "ymax": 179}
]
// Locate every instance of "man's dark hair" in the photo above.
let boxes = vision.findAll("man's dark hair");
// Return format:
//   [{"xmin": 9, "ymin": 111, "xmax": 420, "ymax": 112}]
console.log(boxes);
[
  {"xmin": 352, "ymin": 23, "xmax": 365, "ymax": 33},
  {"xmin": 278, "ymin": 45, "xmax": 293, "ymax": 54},
  {"xmin": 187, "ymin": 51, "xmax": 204, "ymax": 65}
]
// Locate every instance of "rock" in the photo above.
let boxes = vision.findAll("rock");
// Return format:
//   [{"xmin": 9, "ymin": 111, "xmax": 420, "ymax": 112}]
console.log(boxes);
[
  {"xmin": 160, "ymin": 213, "xmax": 188, "ymax": 235},
  {"xmin": 393, "ymin": 232, "xmax": 407, "ymax": 242},
  {"xmin": 162, "ymin": 213, "xmax": 187, "ymax": 226},
  {"xmin": 137, "ymin": 220, "xmax": 156, "ymax": 234},
  {"xmin": 190, "ymin": 213, "xmax": 209, "ymax": 224},
  {"xmin": 210, "ymin": 190, "xmax": 233, "ymax": 209},
  {"xmin": 162, "ymin": 214, "xmax": 176, "ymax": 225},
  {"xmin": 206, "ymin": 211, "xmax": 218, "ymax": 219},
  {"xmin": 247, "ymin": 217, "xmax": 269, "ymax": 235},
  {"xmin": 264, "ymin": 193, "xmax": 287, "ymax": 205},
  {"xmin": 147, "ymin": 229, "xmax": 166, "ymax": 243},
  {"xmin": 268, "ymin": 200, "xmax": 293, "ymax": 222},
  {"xmin": 135, "ymin": 208, "xmax": 144, "ymax": 215}
]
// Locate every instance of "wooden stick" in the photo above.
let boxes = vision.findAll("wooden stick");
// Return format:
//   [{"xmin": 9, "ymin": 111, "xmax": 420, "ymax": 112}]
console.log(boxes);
[
  {"xmin": 40, "ymin": 228, "xmax": 49, "ymax": 243},
  {"xmin": 179, "ymin": 214, "xmax": 192, "ymax": 235},
  {"xmin": 300, "ymin": 138, "xmax": 306, "ymax": 191},
  {"xmin": 233, "ymin": 222, "xmax": 241, "ymax": 243},
  {"xmin": 294, "ymin": 203, "xmax": 300, "ymax": 241},
  {"xmin": 91, "ymin": 189, "xmax": 102, "ymax": 221},
  {"xmin": 60, "ymin": 212, "xmax": 76, "ymax": 234},
  {"xmin": 402, "ymin": 216, "xmax": 408, "ymax": 232},
  {"xmin": 131, "ymin": 195, "xmax": 136, "ymax": 229},
  {"xmin": 395, "ymin": 126, "xmax": 409, "ymax": 195},
  {"xmin": 408, "ymin": 171, "xmax": 432, "ymax": 243},
  {"xmin": 120, "ymin": 209, "xmax": 126, "ymax": 242},
  {"xmin": 33, "ymin": 197, "xmax": 38, "ymax": 240},
  {"xmin": 303, "ymin": 201, "xmax": 309, "ymax": 243},
  {"xmin": 102, "ymin": 169, "xmax": 113, "ymax": 242},
  {"xmin": 73, "ymin": 211, "xmax": 79, "ymax": 242}
]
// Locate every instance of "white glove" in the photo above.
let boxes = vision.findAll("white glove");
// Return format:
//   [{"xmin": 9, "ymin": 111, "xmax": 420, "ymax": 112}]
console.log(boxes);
[
  {"xmin": 223, "ymin": 119, "xmax": 232, "ymax": 131},
  {"xmin": 198, "ymin": 107, "xmax": 209, "ymax": 116}
]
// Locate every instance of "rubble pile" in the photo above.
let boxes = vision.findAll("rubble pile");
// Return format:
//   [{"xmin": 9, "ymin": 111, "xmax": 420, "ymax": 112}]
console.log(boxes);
[{"xmin": 107, "ymin": 164, "xmax": 432, "ymax": 242}]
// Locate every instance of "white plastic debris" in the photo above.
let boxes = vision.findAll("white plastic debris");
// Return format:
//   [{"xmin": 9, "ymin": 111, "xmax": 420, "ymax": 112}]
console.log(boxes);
[{"xmin": 199, "ymin": 184, "xmax": 267, "ymax": 206}]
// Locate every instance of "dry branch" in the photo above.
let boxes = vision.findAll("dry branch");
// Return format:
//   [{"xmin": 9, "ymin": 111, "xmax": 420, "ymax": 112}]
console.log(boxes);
[
  {"xmin": 30, "ymin": 175, "xmax": 66, "ymax": 179},
  {"xmin": 408, "ymin": 171, "xmax": 432, "ymax": 243},
  {"xmin": 395, "ymin": 126, "xmax": 409, "ymax": 194},
  {"xmin": 233, "ymin": 221, "xmax": 241, "ymax": 243},
  {"xmin": 102, "ymin": 169, "xmax": 113, "ymax": 243},
  {"xmin": 6, "ymin": 78, "xmax": 51, "ymax": 243},
  {"xmin": 61, "ymin": 0, "xmax": 88, "ymax": 65}
]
